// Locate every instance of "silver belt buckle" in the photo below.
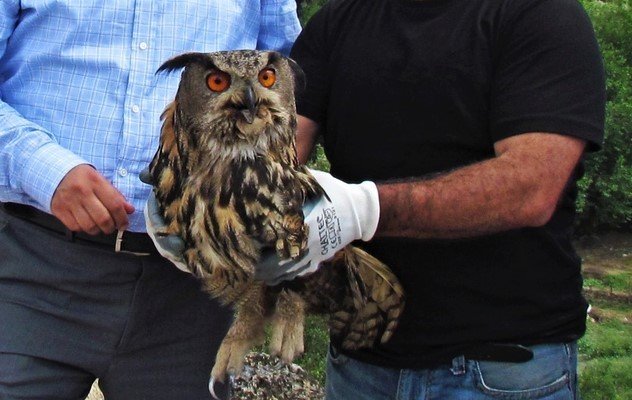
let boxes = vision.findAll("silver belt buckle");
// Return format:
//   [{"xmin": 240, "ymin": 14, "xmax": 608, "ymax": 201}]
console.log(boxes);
[{"xmin": 115, "ymin": 230, "xmax": 151, "ymax": 256}]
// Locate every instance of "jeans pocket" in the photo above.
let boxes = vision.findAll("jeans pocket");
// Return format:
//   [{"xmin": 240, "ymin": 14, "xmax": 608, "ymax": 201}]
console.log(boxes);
[
  {"xmin": 473, "ymin": 343, "xmax": 572, "ymax": 399},
  {"xmin": 328, "ymin": 344, "xmax": 349, "ymax": 366}
]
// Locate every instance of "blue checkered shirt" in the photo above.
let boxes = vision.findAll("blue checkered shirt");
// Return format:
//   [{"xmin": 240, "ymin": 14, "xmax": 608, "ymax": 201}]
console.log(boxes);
[{"xmin": 0, "ymin": 0, "xmax": 301, "ymax": 231}]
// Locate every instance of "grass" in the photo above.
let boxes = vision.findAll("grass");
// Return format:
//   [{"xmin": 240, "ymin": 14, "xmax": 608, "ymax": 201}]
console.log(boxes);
[
  {"xmin": 297, "ymin": 316, "xmax": 329, "ymax": 383},
  {"xmin": 580, "ymin": 356, "xmax": 632, "ymax": 400},
  {"xmin": 580, "ymin": 319, "xmax": 632, "ymax": 360},
  {"xmin": 580, "ymin": 238, "xmax": 632, "ymax": 400},
  {"xmin": 579, "ymin": 318, "xmax": 632, "ymax": 399},
  {"xmin": 584, "ymin": 272, "xmax": 632, "ymax": 292}
]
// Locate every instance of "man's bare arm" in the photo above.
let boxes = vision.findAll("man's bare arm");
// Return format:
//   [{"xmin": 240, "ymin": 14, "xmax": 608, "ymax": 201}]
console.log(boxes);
[
  {"xmin": 296, "ymin": 115, "xmax": 319, "ymax": 164},
  {"xmin": 295, "ymin": 116, "xmax": 586, "ymax": 239},
  {"xmin": 376, "ymin": 133, "xmax": 586, "ymax": 239}
]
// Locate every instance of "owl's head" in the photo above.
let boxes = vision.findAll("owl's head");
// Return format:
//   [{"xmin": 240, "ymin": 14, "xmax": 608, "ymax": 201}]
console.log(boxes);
[{"xmin": 157, "ymin": 50, "xmax": 304, "ymax": 151}]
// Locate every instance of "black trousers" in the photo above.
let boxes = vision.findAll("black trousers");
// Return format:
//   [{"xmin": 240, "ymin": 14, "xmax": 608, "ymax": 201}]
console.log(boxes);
[{"xmin": 0, "ymin": 208, "xmax": 232, "ymax": 399}]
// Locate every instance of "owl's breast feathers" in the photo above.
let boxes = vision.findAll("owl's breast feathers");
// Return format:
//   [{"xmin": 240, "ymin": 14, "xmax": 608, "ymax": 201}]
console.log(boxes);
[{"xmin": 149, "ymin": 100, "xmax": 322, "ymax": 283}]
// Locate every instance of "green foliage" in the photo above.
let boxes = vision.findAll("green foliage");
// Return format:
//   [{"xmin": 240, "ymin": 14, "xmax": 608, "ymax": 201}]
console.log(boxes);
[
  {"xmin": 577, "ymin": 0, "xmax": 632, "ymax": 232},
  {"xmin": 296, "ymin": 0, "xmax": 328, "ymax": 26},
  {"xmin": 306, "ymin": 143, "xmax": 331, "ymax": 172}
]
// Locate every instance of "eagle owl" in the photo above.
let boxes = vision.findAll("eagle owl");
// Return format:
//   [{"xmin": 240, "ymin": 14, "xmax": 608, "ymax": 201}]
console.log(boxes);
[{"xmin": 146, "ymin": 50, "xmax": 405, "ymax": 394}]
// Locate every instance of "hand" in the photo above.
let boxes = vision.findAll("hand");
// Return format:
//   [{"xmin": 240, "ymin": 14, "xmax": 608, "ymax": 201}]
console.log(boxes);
[
  {"xmin": 51, "ymin": 164, "xmax": 135, "ymax": 234},
  {"xmin": 254, "ymin": 169, "xmax": 380, "ymax": 285},
  {"xmin": 144, "ymin": 190, "xmax": 189, "ymax": 273}
]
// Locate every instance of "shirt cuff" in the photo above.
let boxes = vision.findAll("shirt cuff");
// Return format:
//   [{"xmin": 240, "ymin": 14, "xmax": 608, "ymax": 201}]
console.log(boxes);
[{"xmin": 20, "ymin": 142, "xmax": 90, "ymax": 213}]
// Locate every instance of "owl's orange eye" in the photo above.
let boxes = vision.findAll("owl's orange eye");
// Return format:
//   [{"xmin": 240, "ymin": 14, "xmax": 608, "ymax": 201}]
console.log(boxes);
[
  {"xmin": 258, "ymin": 68, "xmax": 276, "ymax": 88},
  {"xmin": 206, "ymin": 70, "xmax": 231, "ymax": 92}
]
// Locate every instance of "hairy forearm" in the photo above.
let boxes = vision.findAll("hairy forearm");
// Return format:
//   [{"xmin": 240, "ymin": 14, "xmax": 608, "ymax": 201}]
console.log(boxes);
[
  {"xmin": 377, "ymin": 159, "xmax": 538, "ymax": 239},
  {"xmin": 295, "ymin": 115, "xmax": 586, "ymax": 240},
  {"xmin": 376, "ymin": 134, "xmax": 586, "ymax": 239}
]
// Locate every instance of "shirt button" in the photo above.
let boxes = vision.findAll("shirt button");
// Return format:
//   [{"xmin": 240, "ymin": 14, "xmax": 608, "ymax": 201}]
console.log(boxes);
[
  {"xmin": 139, "ymin": 42, "xmax": 148, "ymax": 50},
  {"xmin": 118, "ymin": 167, "xmax": 128, "ymax": 177},
  {"xmin": 131, "ymin": 105, "xmax": 140, "ymax": 113}
]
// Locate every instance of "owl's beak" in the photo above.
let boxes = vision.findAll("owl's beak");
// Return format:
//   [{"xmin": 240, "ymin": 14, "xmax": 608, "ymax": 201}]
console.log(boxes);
[{"xmin": 239, "ymin": 86, "xmax": 257, "ymax": 124}]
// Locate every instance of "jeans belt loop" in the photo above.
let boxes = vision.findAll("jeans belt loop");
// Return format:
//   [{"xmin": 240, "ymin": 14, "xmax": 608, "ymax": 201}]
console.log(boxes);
[{"xmin": 450, "ymin": 355, "xmax": 466, "ymax": 376}]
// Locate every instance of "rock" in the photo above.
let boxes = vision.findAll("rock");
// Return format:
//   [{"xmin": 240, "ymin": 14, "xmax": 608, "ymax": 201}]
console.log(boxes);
[
  {"xmin": 230, "ymin": 352, "xmax": 325, "ymax": 400},
  {"xmin": 85, "ymin": 352, "xmax": 324, "ymax": 400}
]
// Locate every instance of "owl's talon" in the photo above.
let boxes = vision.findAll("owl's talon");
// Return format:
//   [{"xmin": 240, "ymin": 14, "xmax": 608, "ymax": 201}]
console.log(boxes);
[
  {"xmin": 275, "ymin": 239, "xmax": 287, "ymax": 258},
  {"xmin": 289, "ymin": 245, "xmax": 300, "ymax": 259},
  {"xmin": 208, "ymin": 376, "xmax": 220, "ymax": 400},
  {"xmin": 208, "ymin": 374, "xmax": 234, "ymax": 400}
]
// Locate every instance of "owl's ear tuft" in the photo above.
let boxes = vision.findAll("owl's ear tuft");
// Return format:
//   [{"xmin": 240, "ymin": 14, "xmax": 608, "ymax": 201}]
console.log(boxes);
[
  {"xmin": 286, "ymin": 57, "xmax": 306, "ymax": 96},
  {"xmin": 265, "ymin": 52, "xmax": 305, "ymax": 95},
  {"xmin": 156, "ymin": 53, "xmax": 216, "ymax": 75}
]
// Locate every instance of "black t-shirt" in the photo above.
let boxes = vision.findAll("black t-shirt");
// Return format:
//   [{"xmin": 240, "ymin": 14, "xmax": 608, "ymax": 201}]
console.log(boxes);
[{"xmin": 291, "ymin": 0, "xmax": 605, "ymax": 368}]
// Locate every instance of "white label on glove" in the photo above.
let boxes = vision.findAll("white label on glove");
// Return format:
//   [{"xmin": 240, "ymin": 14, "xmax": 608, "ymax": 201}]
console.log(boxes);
[{"xmin": 317, "ymin": 206, "xmax": 343, "ymax": 255}]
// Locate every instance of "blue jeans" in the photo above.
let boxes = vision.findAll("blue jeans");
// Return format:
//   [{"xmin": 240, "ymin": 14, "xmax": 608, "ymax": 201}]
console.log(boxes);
[{"xmin": 326, "ymin": 342, "xmax": 579, "ymax": 400}]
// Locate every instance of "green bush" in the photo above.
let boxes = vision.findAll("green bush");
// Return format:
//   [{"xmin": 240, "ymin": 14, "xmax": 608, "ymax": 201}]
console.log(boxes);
[
  {"xmin": 577, "ymin": 0, "xmax": 632, "ymax": 233},
  {"xmin": 296, "ymin": 0, "xmax": 328, "ymax": 25}
]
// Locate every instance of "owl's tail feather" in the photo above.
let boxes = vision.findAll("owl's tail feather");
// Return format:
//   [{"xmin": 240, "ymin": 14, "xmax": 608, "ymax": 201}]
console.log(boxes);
[{"xmin": 335, "ymin": 246, "xmax": 405, "ymax": 350}]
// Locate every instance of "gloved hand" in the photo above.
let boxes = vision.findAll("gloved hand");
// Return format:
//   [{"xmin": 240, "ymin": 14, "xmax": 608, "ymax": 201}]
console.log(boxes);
[
  {"xmin": 254, "ymin": 169, "xmax": 380, "ymax": 285},
  {"xmin": 144, "ymin": 190, "xmax": 189, "ymax": 273}
]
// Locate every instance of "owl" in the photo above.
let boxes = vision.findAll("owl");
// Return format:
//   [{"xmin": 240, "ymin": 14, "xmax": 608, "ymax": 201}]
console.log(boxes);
[{"xmin": 146, "ymin": 50, "xmax": 405, "ymax": 396}]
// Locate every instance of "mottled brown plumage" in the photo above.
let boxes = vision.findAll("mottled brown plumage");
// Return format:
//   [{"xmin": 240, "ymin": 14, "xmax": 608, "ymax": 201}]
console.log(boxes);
[{"xmin": 147, "ymin": 50, "xmax": 405, "ymax": 387}]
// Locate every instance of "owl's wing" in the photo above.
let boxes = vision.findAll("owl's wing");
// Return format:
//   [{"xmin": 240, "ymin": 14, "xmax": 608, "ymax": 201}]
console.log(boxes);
[
  {"xmin": 299, "ymin": 246, "xmax": 405, "ymax": 350},
  {"xmin": 150, "ymin": 100, "xmax": 185, "ymax": 179}
]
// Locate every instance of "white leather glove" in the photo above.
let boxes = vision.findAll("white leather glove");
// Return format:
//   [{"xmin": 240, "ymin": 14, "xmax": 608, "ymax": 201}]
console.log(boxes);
[
  {"xmin": 254, "ymin": 169, "xmax": 380, "ymax": 285},
  {"xmin": 144, "ymin": 190, "xmax": 189, "ymax": 273}
]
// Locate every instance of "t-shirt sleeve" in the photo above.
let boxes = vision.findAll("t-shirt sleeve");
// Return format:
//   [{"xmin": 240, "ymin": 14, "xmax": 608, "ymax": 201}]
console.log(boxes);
[
  {"xmin": 490, "ymin": 0, "xmax": 606, "ymax": 151},
  {"xmin": 289, "ymin": 4, "xmax": 332, "ymax": 125}
]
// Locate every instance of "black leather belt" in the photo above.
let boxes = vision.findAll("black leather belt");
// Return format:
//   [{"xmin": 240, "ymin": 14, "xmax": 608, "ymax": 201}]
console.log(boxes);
[
  {"xmin": 461, "ymin": 343, "xmax": 534, "ymax": 363},
  {"xmin": 1, "ymin": 202, "xmax": 158, "ymax": 256},
  {"xmin": 330, "ymin": 342, "xmax": 534, "ymax": 370}
]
